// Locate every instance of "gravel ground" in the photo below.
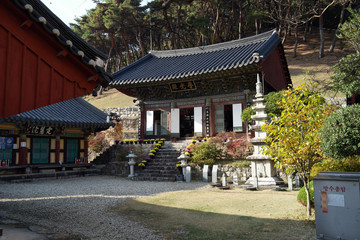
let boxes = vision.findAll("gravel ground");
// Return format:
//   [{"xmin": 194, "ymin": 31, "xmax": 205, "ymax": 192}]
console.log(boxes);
[{"xmin": 0, "ymin": 176, "xmax": 209, "ymax": 239}]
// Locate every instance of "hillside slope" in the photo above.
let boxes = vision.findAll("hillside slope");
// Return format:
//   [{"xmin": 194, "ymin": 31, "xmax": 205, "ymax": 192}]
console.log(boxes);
[
  {"xmin": 84, "ymin": 30, "xmax": 352, "ymax": 109},
  {"xmin": 284, "ymin": 30, "xmax": 351, "ymax": 92}
]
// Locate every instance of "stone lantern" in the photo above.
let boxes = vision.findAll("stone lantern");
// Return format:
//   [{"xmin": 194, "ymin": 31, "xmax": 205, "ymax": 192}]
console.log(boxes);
[
  {"xmin": 127, "ymin": 151, "xmax": 137, "ymax": 178},
  {"xmin": 177, "ymin": 152, "xmax": 189, "ymax": 181}
]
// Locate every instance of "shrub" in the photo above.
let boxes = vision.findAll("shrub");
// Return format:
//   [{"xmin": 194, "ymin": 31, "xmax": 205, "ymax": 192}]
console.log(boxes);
[
  {"xmin": 241, "ymin": 107, "xmax": 255, "ymax": 122},
  {"xmin": 311, "ymin": 156, "xmax": 360, "ymax": 177},
  {"xmin": 106, "ymin": 121, "xmax": 123, "ymax": 141},
  {"xmin": 241, "ymin": 91, "xmax": 284, "ymax": 122},
  {"xmin": 208, "ymin": 132, "xmax": 251, "ymax": 160},
  {"xmin": 232, "ymin": 160, "xmax": 251, "ymax": 168},
  {"xmin": 264, "ymin": 91, "xmax": 285, "ymax": 117},
  {"xmin": 88, "ymin": 132, "xmax": 108, "ymax": 153},
  {"xmin": 297, "ymin": 181, "xmax": 314, "ymax": 207},
  {"xmin": 226, "ymin": 137, "xmax": 250, "ymax": 159},
  {"xmin": 320, "ymin": 104, "xmax": 360, "ymax": 159},
  {"xmin": 190, "ymin": 141, "xmax": 222, "ymax": 166}
]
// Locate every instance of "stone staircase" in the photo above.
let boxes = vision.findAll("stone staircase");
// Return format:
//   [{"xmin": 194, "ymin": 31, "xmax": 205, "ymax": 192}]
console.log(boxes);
[
  {"xmin": 91, "ymin": 144, "xmax": 118, "ymax": 165},
  {"xmin": 132, "ymin": 141, "xmax": 190, "ymax": 181}
]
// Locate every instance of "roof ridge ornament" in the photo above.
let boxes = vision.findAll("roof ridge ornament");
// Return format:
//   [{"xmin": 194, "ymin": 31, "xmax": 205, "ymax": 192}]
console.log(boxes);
[
  {"xmin": 77, "ymin": 51, "xmax": 85, "ymax": 58},
  {"xmin": 38, "ymin": 16, "xmax": 46, "ymax": 24},
  {"xmin": 52, "ymin": 28, "xmax": 60, "ymax": 37},
  {"xmin": 88, "ymin": 59, "xmax": 96, "ymax": 67},
  {"xmin": 24, "ymin": 4, "xmax": 33, "ymax": 12},
  {"xmin": 251, "ymin": 52, "xmax": 263, "ymax": 63},
  {"xmin": 66, "ymin": 40, "xmax": 73, "ymax": 48}
]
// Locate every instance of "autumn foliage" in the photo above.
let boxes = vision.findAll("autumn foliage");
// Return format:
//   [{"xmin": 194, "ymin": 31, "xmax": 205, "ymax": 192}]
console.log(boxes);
[{"xmin": 262, "ymin": 84, "xmax": 335, "ymax": 216}]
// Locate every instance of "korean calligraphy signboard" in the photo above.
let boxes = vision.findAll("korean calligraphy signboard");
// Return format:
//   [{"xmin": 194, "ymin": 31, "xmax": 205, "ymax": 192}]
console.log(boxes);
[
  {"xmin": 169, "ymin": 81, "xmax": 196, "ymax": 92},
  {"xmin": 27, "ymin": 126, "xmax": 55, "ymax": 136}
]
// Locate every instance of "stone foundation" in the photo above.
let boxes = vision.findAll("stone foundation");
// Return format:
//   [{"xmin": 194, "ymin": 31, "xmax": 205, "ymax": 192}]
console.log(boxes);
[
  {"xmin": 190, "ymin": 164, "xmax": 251, "ymax": 182},
  {"xmin": 103, "ymin": 107, "xmax": 139, "ymax": 139}
]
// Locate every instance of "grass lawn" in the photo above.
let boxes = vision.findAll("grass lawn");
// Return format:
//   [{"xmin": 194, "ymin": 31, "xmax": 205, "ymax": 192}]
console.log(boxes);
[
  {"xmin": 82, "ymin": 88, "xmax": 136, "ymax": 109},
  {"xmin": 113, "ymin": 187, "xmax": 315, "ymax": 240}
]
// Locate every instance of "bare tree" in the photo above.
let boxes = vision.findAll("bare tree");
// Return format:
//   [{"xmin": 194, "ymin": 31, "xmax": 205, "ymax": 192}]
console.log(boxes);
[{"xmin": 329, "ymin": 0, "xmax": 351, "ymax": 53}]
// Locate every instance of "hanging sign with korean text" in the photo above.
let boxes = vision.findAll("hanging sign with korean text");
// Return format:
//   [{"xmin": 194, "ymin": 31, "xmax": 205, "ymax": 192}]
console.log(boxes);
[
  {"xmin": 27, "ymin": 126, "xmax": 55, "ymax": 135},
  {"xmin": 170, "ymin": 81, "xmax": 196, "ymax": 92}
]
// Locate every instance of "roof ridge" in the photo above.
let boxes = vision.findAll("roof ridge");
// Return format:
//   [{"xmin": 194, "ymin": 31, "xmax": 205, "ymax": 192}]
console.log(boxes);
[
  {"xmin": 19, "ymin": 0, "xmax": 107, "ymax": 60},
  {"xmin": 11, "ymin": 0, "xmax": 112, "ymax": 84},
  {"xmin": 2, "ymin": 97, "xmax": 112, "ymax": 128},
  {"xmin": 75, "ymin": 97, "xmax": 110, "ymax": 120},
  {"xmin": 112, "ymin": 54, "xmax": 153, "ymax": 79},
  {"xmin": 150, "ymin": 29, "xmax": 276, "ymax": 58},
  {"xmin": 110, "ymin": 29, "xmax": 283, "ymax": 86}
]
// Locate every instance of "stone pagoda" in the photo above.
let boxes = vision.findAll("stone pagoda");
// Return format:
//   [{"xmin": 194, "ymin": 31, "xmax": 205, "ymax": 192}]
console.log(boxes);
[{"xmin": 245, "ymin": 73, "xmax": 283, "ymax": 188}]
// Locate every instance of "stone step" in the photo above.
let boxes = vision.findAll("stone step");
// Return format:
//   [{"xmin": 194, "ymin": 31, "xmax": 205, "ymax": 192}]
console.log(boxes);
[
  {"xmin": 143, "ymin": 163, "xmax": 177, "ymax": 167},
  {"xmin": 154, "ymin": 155, "xmax": 181, "ymax": 158},
  {"xmin": 150, "ymin": 159, "xmax": 179, "ymax": 163},
  {"xmin": 131, "ymin": 141, "xmax": 190, "ymax": 182},
  {"xmin": 155, "ymin": 154, "xmax": 181, "ymax": 158},
  {"xmin": 145, "ymin": 164, "xmax": 178, "ymax": 168},
  {"xmin": 0, "ymin": 168, "xmax": 101, "ymax": 183},
  {"xmin": 138, "ymin": 173, "xmax": 177, "ymax": 178},
  {"xmin": 132, "ymin": 176, "xmax": 176, "ymax": 181},
  {"xmin": 155, "ymin": 150, "xmax": 180, "ymax": 153},
  {"xmin": 147, "ymin": 160, "xmax": 178, "ymax": 163},
  {"xmin": 140, "ymin": 168, "xmax": 178, "ymax": 174},
  {"xmin": 153, "ymin": 157, "xmax": 180, "ymax": 160},
  {"xmin": 149, "ymin": 160, "xmax": 179, "ymax": 164},
  {"xmin": 142, "ymin": 168, "xmax": 177, "ymax": 172},
  {"xmin": 146, "ymin": 162, "xmax": 178, "ymax": 165},
  {"xmin": 138, "ymin": 171, "xmax": 176, "ymax": 175},
  {"xmin": 157, "ymin": 150, "xmax": 180, "ymax": 153}
]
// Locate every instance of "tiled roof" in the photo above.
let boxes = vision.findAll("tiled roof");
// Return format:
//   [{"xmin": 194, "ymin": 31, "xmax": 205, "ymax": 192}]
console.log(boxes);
[
  {"xmin": 111, "ymin": 30, "xmax": 280, "ymax": 86},
  {"xmin": 12, "ymin": 0, "xmax": 111, "ymax": 83},
  {"xmin": 4, "ymin": 98, "xmax": 114, "ymax": 129}
]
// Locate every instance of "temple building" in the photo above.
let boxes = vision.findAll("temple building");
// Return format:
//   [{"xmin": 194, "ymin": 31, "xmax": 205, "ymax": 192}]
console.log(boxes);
[
  {"xmin": 0, "ymin": 98, "xmax": 113, "ymax": 168},
  {"xmin": 114, "ymin": 30, "xmax": 291, "ymax": 140},
  {"xmin": 0, "ymin": 0, "xmax": 111, "ymax": 118}
]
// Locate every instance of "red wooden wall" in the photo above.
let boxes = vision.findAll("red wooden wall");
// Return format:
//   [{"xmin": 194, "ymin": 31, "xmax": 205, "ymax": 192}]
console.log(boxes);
[
  {"xmin": 0, "ymin": 1, "xmax": 103, "ymax": 118},
  {"xmin": 260, "ymin": 45, "xmax": 291, "ymax": 91}
]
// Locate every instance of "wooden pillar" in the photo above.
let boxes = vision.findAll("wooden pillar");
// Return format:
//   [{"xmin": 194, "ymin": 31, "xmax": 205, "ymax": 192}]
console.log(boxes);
[
  {"xmin": 138, "ymin": 108, "xmax": 143, "ymax": 139},
  {"xmin": 18, "ymin": 134, "xmax": 28, "ymax": 165},
  {"xmin": 84, "ymin": 137, "xmax": 88, "ymax": 159},
  {"xmin": 55, "ymin": 135, "xmax": 60, "ymax": 164},
  {"xmin": 205, "ymin": 98, "xmax": 211, "ymax": 137},
  {"xmin": 134, "ymin": 101, "xmax": 146, "ymax": 139},
  {"xmin": 209, "ymin": 101, "xmax": 216, "ymax": 137},
  {"xmin": 140, "ymin": 107, "xmax": 146, "ymax": 139}
]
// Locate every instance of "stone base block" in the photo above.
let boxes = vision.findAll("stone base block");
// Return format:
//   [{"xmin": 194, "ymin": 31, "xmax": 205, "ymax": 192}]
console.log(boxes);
[
  {"xmin": 39, "ymin": 169, "xmax": 56, "ymax": 174},
  {"xmin": 245, "ymin": 176, "xmax": 284, "ymax": 186}
]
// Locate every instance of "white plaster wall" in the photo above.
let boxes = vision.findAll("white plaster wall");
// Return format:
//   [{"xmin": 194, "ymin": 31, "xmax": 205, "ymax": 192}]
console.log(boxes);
[
  {"xmin": 171, "ymin": 108, "xmax": 180, "ymax": 134},
  {"xmin": 194, "ymin": 107, "xmax": 203, "ymax": 133},
  {"xmin": 146, "ymin": 111, "xmax": 154, "ymax": 133}
]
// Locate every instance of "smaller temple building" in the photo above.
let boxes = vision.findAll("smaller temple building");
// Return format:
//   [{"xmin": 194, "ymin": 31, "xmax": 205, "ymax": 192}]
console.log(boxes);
[
  {"xmin": 0, "ymin": 98, "xmax": 113, "ymax": 169},
  {"xmin": 111, "ymin": 30, "xmax": 291, "ymax": 140}
]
